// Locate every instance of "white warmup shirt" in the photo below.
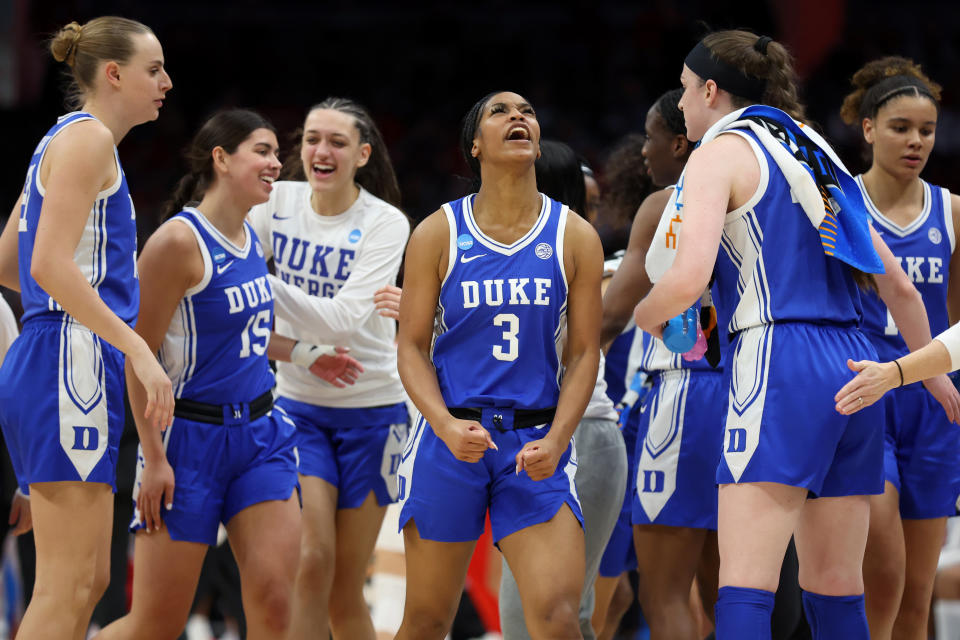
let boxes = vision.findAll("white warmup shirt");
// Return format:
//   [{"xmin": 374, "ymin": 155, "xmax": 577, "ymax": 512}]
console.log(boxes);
[{"xmin": 248, "ymin": 182, "xmax": 410, "ymax": 408}]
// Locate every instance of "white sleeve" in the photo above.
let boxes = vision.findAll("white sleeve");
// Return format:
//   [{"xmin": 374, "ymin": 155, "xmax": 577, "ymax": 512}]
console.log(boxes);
[
  {"xmin": 247, "ymin": 193, "xmax": 275, "ymax": 261},
  {"xmin": 270, "ymin": 212, "xmax": 410, "ymax": 344},
  {"xmin": 0, "ymin": 296, "xmax": 19, "ymax": 365},
  {"xmin": 934, "ymin": 322, "xmax": 960, "ymax": 372}
]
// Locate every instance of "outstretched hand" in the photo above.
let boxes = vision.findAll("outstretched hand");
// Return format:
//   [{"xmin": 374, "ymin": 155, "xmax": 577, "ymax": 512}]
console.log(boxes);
[
  {"xmin": 308, "ymin": 346, "xmax": 365, "ymax": 388},
  {"xmin": 834, "ymin": 359, "xmax": 896, "ymax": 415}
]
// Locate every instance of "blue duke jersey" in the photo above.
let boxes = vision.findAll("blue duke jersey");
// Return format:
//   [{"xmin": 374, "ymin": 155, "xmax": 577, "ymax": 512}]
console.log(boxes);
[
  {"xmin": 858, "ymin": 176, "xmax": 954, "ymax": 361},
  {"xmin": 159, "ymin": 209, "xmax": 275, "ymax": 403},
  {"xmin": 433, "ymin": 194, "xmax": 568, "ymax": 409},
  {"xmin": 711, "ymin": 130, "xmax": 864, "ymax": 333},
  {"xmin": 18, "ymin": 112, "xmax": 138, "ymax": 326}
]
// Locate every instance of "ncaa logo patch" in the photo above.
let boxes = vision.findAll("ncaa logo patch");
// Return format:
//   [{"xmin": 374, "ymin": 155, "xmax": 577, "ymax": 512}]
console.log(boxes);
[
  {"xmin": 348, "ymin": 229, "xmax": 362, "ymax": 243},
  {"xmin": 211, "ymin": 247, "xmax": 226, "ymax": 264},
  {"xmin": 255, "ymin": 241, "xmax": 264, "ymax": 258},
  {"xmin": 535, "ymin": 242, "xmax": 553, "ymax": 259},
  {"xmin": 929, "ymin": 227, "xmax": 942, "ymax": 245},
  {"xmin": 457, "ymin": 234, "xmax": 474, "ymax": 251}
]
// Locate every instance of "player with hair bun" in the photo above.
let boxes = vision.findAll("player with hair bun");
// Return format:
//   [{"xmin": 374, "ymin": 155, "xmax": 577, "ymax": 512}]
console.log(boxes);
[
  {"xmin": 0, "ymin": 16, "xmax": 174, "ymax": 638},
  {"xmin": 840, "ymin": 56, "xmax": 960, "ymax": 640}
]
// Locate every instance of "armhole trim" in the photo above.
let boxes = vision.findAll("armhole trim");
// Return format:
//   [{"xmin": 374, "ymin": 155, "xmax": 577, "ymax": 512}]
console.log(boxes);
[
  {"xmin": 556, "ymin": 203, "xmax": 569, "ymax": 287},
  {"xmin": 440, "ymin": 203, "xmax": 457, "ymax": 287},
  {"xmin": 719, "ymin": 130, "xmax": 770, "ymax": 223},
  {"xmin": 36, "ymin": 117, "xmax": 122, "ymax": 199},
  {"xmin": 943, "ymin": 187, "xmax": 955, "ymax": 253},
  {"xmin": 168, "ymin": 217, "xmax": 213, "ymax": 296}
]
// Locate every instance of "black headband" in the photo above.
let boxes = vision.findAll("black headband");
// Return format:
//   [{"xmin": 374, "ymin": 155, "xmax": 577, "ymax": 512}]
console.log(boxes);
[
  {"xmin": 860, "ymin": 74, "xmax": 938, "ymax": 119},
  {"xmin": 684, "ymin": 41, "xmax": 766, "ymax": 102}
]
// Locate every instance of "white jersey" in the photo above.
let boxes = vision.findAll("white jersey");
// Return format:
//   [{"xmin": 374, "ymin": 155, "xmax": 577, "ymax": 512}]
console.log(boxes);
[{"xmin": 248, "ymin": 181, "xmax": 409, "ymax": 408}]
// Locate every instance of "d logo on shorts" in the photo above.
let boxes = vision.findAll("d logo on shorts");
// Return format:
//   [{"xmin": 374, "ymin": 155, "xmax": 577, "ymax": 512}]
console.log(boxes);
[{"xmin": 71, "ymin": 426, "xmax": 99, "ymax": 451}]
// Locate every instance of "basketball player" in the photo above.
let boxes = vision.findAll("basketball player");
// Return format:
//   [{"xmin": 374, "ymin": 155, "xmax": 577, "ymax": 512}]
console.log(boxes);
[
  {"xmin": 633, "ymin": 31, "xmax": 948, "ymax": 638},
  {"xmin": 840, "ymin": 56, "xmax": 960, "ymax": 640},
  {"xmin": 0, "ymin": 18, "xmax": 174, "ymax": 639},
  {"xmin": 394, "ymin": 91, "xmax": 603, "ymax": 640},
  {"xmin": 596, "ymin": 89, "xmax": 725, "ymax": 640},
  {"xmin": 497, "ymin": 139, "xmax": 628, "ymax": 640},
  {"xmin": 246, "ymin": 97, "xmax": 411, "ymax": 640},
  {"xmin": 95, "ymin": 109, "xmax": 356, "ymax": 640}
]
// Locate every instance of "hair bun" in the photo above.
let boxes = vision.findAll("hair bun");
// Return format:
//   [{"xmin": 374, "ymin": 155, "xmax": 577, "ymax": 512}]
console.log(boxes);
[{"xmin": 51, "ymin": 21, "xmax": 83, "ymax": 67}]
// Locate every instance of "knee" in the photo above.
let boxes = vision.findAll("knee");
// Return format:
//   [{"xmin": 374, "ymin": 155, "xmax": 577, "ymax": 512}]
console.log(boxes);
[
  {"xmin": 89, "ymin": 560, "xmax": 111, "ymax": 606},
  {"xmin": 800, "ymin": 566, "xmax": 864, "ymax": 598},
  {"xmin": 610, "ymin": 578, "xmax": 634, "ymax": 618},
  {"xmin": 296, "ymin": 542, "xmax": 335, "ymax": 590},
  {"xmin": 527, "ymin": 596, "xmax": 582, "ymax": 640},
  {"xmin": 35, "ymin": 564, "xmax": 109, "ymax": 614},
  {"xmin": 897, "ymin": 580, "xmax": 935, "ymax": 627},
  {"xmin": 247, "ymin": 574, "xmax": 294, "ymax": 633},
  {"xmin": 399, "ymin": 608, "xmax": 454, "ymax": 640}
]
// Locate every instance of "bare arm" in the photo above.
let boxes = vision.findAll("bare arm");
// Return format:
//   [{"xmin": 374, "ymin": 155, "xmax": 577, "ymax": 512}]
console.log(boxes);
[
  {"xmin": 0, "ymin": 196, "xmax": 22, "ymax": 291},
  {"xmin": 127, "ymin": 220, "xmax": 203, "ymax": 531},
  {"xmin": 836, "ymin": 339, "xmax": 953, "ymax": 415},
  {"xmin": 266, "ymin": 332, "xmax": 362, "ymax": 388},
  {"xmin": 270, "ymin": 214, "xmax": 410, "ymax": 343},
  {"xmin": 600, "ymin": 189, "xmax": 670, "ymax": 346},
  {"xmin": 396, "ymin": 211, "xmax": 495, "ymax": 462},
  {"xmin": 632, "ymin": 138, "xmax": 742, "ymax": 336},
  {"xmin": 32, "ymin": 121, "xmax": 172, "ymax": 429}
]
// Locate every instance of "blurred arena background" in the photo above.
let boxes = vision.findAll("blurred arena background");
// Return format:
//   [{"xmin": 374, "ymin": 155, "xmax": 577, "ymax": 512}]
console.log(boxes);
[{"xmin": 2, "ymin": 0, "xmax": 959, "ymax": 234}]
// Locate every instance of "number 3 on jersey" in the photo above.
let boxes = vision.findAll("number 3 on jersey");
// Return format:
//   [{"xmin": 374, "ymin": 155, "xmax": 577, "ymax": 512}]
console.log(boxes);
[
  {"xmin": 240, "ymin": 309, "xmax": 270, "ymax": 357},
  {"xmin": 493, "ymin": 313, "xmax": 519, "ymax": 361}
]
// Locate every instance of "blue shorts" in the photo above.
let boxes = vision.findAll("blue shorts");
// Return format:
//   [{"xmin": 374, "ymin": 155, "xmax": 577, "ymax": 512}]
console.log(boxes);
[
  {"xmin": 397, "ymin": 411, "xmax": 582, "ymax": 544},
  {"xmin": 632, "ymin": 369, "xmax": 725, "ymax": 529},
  {"xmin": 717, "ymin": 323, "xmax": 885, "ymax": 497},
  {"xmin": 276, "ymin": 397, "xmax": 409, "ymax": 509},
  {"xmin": 599, "ymin": 401, "xmax": 640, "ymax": 578},
  {"xmin": 131, "ymin": 406, "xmax": 299, "ymax": 545},
  {"xmin": 0, "ymin": 318, "xmax": 125, "ymax": 494},
  {"xmin": 882, "ymin": 383, "xmax": 960, "ymax": 519}
]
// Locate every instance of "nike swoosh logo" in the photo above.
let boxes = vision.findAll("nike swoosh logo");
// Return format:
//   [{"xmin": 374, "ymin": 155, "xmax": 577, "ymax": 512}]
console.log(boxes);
[
  {"xmin": 272, "ymin": 213, "xmax": 292, "ymax": 220},
  {"xmin": 217, "ymin": 261, "xmax": 234, "ymax": 274},
  {"xmin": 460, "ymin": 254, "xmax": 486, "ymax": 264}
]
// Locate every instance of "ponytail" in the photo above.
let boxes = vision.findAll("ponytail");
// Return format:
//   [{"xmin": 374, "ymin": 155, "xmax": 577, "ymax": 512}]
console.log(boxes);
[{"xmin": 163, "ymin": 109, "xmax": 275, "ymax": 220}]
